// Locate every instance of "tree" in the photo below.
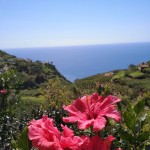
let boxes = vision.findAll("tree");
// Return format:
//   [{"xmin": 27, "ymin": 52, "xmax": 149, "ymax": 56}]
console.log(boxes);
[
  {"xmin": 128, "ymin": 64, "xmax": 138, "ymax": 72},
  {"xmin": 42, "ymin": 77, "xmax": 71, "ymax": 108}
]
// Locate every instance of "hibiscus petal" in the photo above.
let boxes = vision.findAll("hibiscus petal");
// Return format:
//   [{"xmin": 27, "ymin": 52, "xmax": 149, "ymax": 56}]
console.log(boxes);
[
  {"xmin": 77, "ymin": 119, "xmax": 94, "ymax": 130},
  {"xmin": 101, "ymin": 106, "xmax": 121, "ymax": 121},
  {"xmin": 61, "ymin": 125, "xmax": 74, "ymax": 138},
  {"xmin": 91, "ymin": 92, "xmax": 102, "ymax": 103},
  {"xmin": 93, "ymin": 116, "xmax": 106, "ymax": 132},
  {"xmin": 100, "ymin": 95, "xmax": 121, "ymax": 109},
  {"xmin": 63, "ymin": 98, "xmax": 87, "ymax": 115},
  {"xmin": 60, "ymin": 136, "xmax": 83, "ymax": 150},
  {"xmin": 103, "ymin": 135, "xmax": 115, "ymax": 150},
  {"xmin": 63, "ymin": 116, "xmax": 79, "ymax": 123}
]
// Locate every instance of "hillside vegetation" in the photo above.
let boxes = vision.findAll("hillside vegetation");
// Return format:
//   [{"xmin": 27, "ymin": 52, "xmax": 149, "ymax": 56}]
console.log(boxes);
[
  {"xmin": 0, "ymin": 50, "xmax": 74, "ymax": 104},
  {"xmin": 0, "ymin": 50, "xmax": 70, "ymax": 89},
  {"xmin": 1, "ymin": 49, "xmax": 150, "ymax": 106},
  {"xmin": 75, "ymin": 62, "xmax": 150, "ymax": 107}
]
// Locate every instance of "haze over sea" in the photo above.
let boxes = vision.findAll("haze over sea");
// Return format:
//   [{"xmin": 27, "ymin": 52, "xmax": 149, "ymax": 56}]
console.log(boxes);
[{"xmin": 4, "ymin": 42, "xmax": 150, "ymax": 82}]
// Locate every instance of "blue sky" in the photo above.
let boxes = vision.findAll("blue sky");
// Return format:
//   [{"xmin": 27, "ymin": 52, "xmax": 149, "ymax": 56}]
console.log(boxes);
[{"xmin": 0, "ymin": 0, "xmax": 150, "ymax": 49}]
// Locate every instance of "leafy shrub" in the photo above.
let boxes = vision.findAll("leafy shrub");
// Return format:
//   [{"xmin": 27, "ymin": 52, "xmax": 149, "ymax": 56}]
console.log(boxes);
[
  {"xmin": 0, "ymin": 70, "xmax": 22, "ymax": 149},
  {"xmin": 118, "ymin": 99, "xmax": 150, "ymax": 149}
]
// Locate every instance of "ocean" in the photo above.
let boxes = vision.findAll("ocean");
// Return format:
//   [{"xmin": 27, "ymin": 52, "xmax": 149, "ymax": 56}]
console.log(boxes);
[{"xmin": 3, "ymin": 42, "xmax": 150, "ymax": 82}]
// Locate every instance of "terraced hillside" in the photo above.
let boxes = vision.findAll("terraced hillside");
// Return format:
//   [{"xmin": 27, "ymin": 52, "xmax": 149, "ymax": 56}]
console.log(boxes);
[{"xmin": 74, "ymin": 62, "xmax": 150, "ymax": 106}]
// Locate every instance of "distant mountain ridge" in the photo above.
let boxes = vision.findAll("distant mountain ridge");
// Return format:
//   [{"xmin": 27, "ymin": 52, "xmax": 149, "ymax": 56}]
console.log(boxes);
[{"xmin": 0, "ymin": 50, "xmax": 71, "ymax": 89}]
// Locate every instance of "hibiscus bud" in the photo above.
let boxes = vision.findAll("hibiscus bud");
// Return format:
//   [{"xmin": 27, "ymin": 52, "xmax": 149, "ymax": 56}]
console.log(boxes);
[{"xmin": 0, "ymin": 89, "xmax": 8, "ymax": 94}]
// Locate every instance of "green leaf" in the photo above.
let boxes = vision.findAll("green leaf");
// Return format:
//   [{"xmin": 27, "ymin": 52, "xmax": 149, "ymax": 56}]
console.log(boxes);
[
  {"xmin": 123, "ymin": 110, "xmax": 136, "ymax": 131},
  {"xmin": 17, "ymin": 127, "xmax": 32, "ymax": 150},
  {"xmin": 138, "ymin": 131, "xmax": 150, "ymax": 143},
  {"xmin": 11, "ymin": 137, "xmax": 18, "ymax": 149},
  {"xmin": 119, "ymin": 127, "xmax": 132, "ymax": 142},
  {"xmin": 134, "ymin": 99, "xmax": 145, "ymax": 115},
  {"xmin": 126, "ymin": 100, "xmax": 133, "ymax": 111}
]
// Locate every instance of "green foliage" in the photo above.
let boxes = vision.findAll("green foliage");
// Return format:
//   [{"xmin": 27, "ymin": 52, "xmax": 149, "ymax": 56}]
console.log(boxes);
[
  {"xmin": 42, "ymin": 76, "xmax": 73, "ymax": 108},
  {"xmin": 0, "ymin": 50, "xmax": 70, "ymax": 90},
  {"xmin": 0, "ymin": 50, "xmax": 9, "ymax": 56},
  {"xmin": 97, "ymin": 84, "xmax": 111, "ymax": 96},
  {"xmin": 75, "ymin": 74, "xmax": 112, "ymax": 95},
  {"xmin": 143, "ymin": 92, "xmax": 150, "ymax": 107},
  {"xmin": 0, "ymin": 70, "xmax": 22, "ymax": 149},
  {"xmin": 0, "ymin": 70, "xmax": 22, "ymax": 114},
  {"xmin": 134, "ymin": 99, "xmax": 145, "ymax": 115},
  {"xmin": 118, "ymin": 99, "xmax": 150, "ymax": 149},
  {"xmin": 16, "ymin": 127, "xmax": 32, "ymax": 150},
  {"xmin": 75, "ymin": 60, "xmax": 150, "ymax": 103}
]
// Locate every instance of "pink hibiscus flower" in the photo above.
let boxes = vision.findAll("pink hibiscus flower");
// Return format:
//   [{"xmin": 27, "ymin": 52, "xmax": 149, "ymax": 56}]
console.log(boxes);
[
  {"xmin": 28, "ymin": 116, "xmax": 84, "ymax": 150},
  {"xmin": 63, "ymin": 93, "xmax": 121, "ymax": 132},
  {"xmin": 28, "ymin": 115, "xmax": 62, "ymax": 150}
]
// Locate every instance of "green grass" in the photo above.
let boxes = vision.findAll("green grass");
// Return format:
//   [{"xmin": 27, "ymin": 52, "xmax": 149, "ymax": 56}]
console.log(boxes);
[
  {"xmin": 21, "ymin": 95, "xmax": 46, "ymax": 102},
  {"xmin": 112, "ymin": 70, "xmax": 125, "ymax": 79},
  {"xmin": 16, "ymin": 95, "xmax": 47, "ymax": 114},
  {"xmin": 129, "ymin": 71, "xmax": 144, "ymax": 78},
  {"xmin": 21, "ymin": 95, "xmax": 46, "ymax": 106}
]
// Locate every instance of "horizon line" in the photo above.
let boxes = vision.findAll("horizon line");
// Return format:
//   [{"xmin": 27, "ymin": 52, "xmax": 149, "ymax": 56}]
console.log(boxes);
[{"xmin": 2, "ymin": 41, "xmax": 150, "ymax": 50}]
